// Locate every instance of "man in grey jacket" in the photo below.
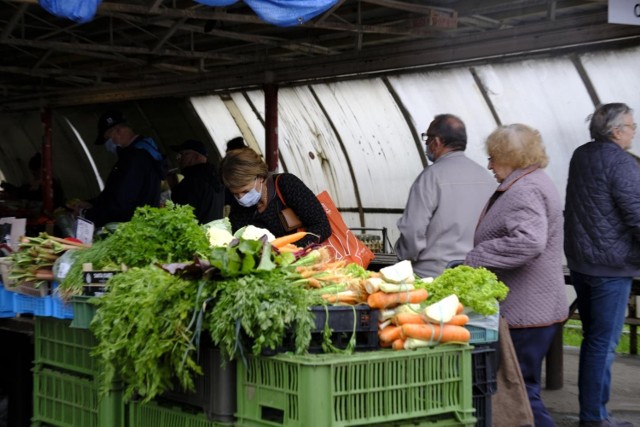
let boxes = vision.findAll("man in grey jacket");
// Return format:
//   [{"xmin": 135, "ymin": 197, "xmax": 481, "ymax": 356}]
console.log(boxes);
[{"xmin": 395, "ymin": 114, "xmax": 496, "ymax": 278}]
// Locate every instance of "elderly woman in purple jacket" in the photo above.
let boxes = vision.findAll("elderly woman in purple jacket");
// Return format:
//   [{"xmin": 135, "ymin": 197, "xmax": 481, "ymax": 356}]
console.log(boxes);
[{"xmin": 465, "ymin": 124, "xmax": 568, "ymax": 427}]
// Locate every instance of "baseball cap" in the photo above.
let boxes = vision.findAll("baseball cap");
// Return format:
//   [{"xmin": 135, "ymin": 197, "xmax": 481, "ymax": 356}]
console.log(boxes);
[
  {"xmin": 95, "ymin": 110, "xmax": 126, "ymax": 145},
  {"xmin": 170, "ymin": 139, "xmax": 208, "ymax": 157}
]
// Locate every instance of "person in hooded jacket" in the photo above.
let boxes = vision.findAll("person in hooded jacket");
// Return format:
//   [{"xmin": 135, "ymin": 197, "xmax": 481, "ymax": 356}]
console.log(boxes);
[
  {"xmin": 565, "ymin": 103, "xmax": 638, "ymax": 427},
  {"xmin": 169, "ymin": 139, "xmax": 224, "ymax": 224},
  {"xmin": 83, "ymin": 110, "xmax": 166, "ymax": 227}
]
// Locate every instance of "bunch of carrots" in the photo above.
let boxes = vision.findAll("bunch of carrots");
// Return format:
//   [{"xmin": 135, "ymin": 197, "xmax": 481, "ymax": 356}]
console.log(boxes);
[
  {"xmin": 290, "ymin": 247, "xmax": 368, "ymax": 305},
  {"xmin": 272, "ymin": 232, "xmax": 370, "ymax": 305},
  {"xmin": 377, "ymin": 301, "xmax": 471, "ymax": 350}
]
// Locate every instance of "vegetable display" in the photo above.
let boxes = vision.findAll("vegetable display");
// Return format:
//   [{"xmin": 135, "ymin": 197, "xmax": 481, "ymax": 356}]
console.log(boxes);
[
  {"xmin": 6, "ymin": 232, "xmax": 88, "ymax": 288},
  {"xmin": 60, "ymin": 202, "xmax": 209, "ymax": 297},
  {"xmin": 27, "ymin": 205, "xmax": 508, "ymax": 404},
  {"xmin": 424, "ymin": 265, "xmax": 509, "ymax": 315}
]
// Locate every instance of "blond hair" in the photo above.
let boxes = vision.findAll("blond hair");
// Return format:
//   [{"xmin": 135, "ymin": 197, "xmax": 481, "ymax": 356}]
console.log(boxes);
[
  {"xmin": 220, "ymin": 147, "xmax": 269, "ymax": 190},
  {"xmin": 486, "ymin": 124, "xmax": 549, "ymax": 169}
]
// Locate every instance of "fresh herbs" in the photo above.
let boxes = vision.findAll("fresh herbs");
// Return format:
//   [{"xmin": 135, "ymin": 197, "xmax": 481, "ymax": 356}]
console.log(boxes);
[
  {"xmin": 60, "ymin": 202, "xmax": 209, "ymax": 296},
  {"xmin": 205, "ymin": 268, "xmax": 318, "ymax": 360},
  {"xmin": 91, "ymin": 266, "xmax": 208, "ymax": 401}
]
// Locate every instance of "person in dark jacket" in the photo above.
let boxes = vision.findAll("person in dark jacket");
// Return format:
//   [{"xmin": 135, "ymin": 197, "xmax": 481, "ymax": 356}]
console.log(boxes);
[
  {"xmin": 564, "ymin": 103, "xmax": 639, "ymax": 427},
  {"xmin": 220, "ymin": 147, "xmax": 330, "ymax": 247},
  {"xmin": 83, "ymin": 110, "xmax": 166, "ymax": 227},
  {"xmin": 169, "ymin": 139, "xmax": 224, "ymax": 224}
]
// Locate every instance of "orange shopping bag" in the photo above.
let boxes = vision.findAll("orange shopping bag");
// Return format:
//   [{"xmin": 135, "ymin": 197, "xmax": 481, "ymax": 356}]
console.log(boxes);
[{"xmin": 316, "ymin": 191, "xmax": 375, "ymax": 269}]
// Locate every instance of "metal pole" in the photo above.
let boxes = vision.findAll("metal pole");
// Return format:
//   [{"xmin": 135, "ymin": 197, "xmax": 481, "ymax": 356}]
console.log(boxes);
[
  {"xmin": 41, "ymin": 107, "xmax": 54, "ymax": 214},
  {"xmin": 264, "ymin": 81, "xmax": 278, "ymax": 172}
]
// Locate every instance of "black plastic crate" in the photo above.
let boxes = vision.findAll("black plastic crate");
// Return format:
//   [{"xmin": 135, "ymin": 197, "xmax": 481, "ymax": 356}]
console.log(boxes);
[
  {"xmin": 264, "ymin": 305, "xmax": 380, "ymax": 355},
  {"xmin": 472, "ymin": 343, "xmax": 499, "ymax": 396},
  {"xmin": 161, "ymin": 343, "xmax": 236, "ymax": 423},
  {"xmin": 473, "ymin": 392, "xmax": 492, "ymax": 427}
]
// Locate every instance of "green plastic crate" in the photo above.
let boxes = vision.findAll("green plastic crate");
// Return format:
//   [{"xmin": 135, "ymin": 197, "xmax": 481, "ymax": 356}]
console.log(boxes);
[
  {"xmin": 128, "ymin": 399, "xmax": 232, "ymax": 427},
  {"xmin": 32, "ymin": 366, "xmax": 124, "ymax": 427},
  {"xmin": 70, "ymin": 295, "xmax": 99, "ymax": 329},
  {"xmin": 236, "ymin": 345, "xmax": 476, "ymax": 427},
  {"xmin": 35, "ymin": 317, "xmax": 99, "ymax": 376}
]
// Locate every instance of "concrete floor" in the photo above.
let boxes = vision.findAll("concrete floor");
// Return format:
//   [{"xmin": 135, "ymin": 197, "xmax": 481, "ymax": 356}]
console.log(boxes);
[{"xmin": 542, "ymin": 346, "xmax": 640, "ymax": 426}]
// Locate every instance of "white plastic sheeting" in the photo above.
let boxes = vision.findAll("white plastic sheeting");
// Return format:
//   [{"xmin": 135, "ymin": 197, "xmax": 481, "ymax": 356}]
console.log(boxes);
[
  {"xmin": 186, "ymin": 46, "xmax": 640, "ymax": 247},
  {"xmin": 473, "ymin": 58, "xmax": 595, "ymax": 203},
  {"xmin": 580, "ymin": 46, "xmax": 640, "ymax": 156}
]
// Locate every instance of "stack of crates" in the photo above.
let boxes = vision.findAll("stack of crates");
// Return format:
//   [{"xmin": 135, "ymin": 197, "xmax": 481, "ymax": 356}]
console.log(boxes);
[
  {"xmin": 471, "ymin": 343, "xmax": 499, "ymax": 427},
  {"xmin": 159, "ymin": 336, "xmax": 237, "ymax": 424},
  {"xmin": 235, "ymin": 345, "xmax": 477, "ymax": 427},
  {"xmin": 31, "ymin": 317, "xmax": 125, "ymax": 427}
]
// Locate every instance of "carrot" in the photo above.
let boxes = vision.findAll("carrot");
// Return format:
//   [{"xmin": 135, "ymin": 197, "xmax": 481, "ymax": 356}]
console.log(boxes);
[
  {"xmin": 306, "ymin": 277, "xmax": 322, "ymax": 288},
  {"xmin": 379, "ymin": 339, "xmax": 392, "ymax": 348},
  {"xmin": 392, "ymin": 338, "xmax": 405, "ymax": 350},
  {"xmin": 445, "ymin": 314, "xmax": 469, "ymax": 326},
  {"xmin": 278, "ymin": 243, "xmax": 301, "ymax": 253},
  {"xmin": 321, "ymin": 292, "xmax": 358, "ymax": 305},
  {"xmin": 393, "ymin": 312, "xmax": 425, "ymax": 325},
  {"xmin": 366, "ymin": 288, "xmax": 428, "ymax": 309},
  {"xmin": 271, "ymin": 232, "xmax": 309, "ymax": 249},
  {"xmin": 379, "ymin": 325, "xmax": 402, "ymax": 343},
  {"xmin": 401, "ymin": 323, "xmax": 470, "ymax": 343}
]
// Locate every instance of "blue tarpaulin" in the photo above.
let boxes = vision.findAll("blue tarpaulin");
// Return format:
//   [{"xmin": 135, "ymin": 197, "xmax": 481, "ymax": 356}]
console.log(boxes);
[
  {"xmin": 39, "ymin": 0, "xmax": 101, "ymax": 24},
  {"xmin": 39, "ymin": 0, "xmax": 339, "ymax": 27}
]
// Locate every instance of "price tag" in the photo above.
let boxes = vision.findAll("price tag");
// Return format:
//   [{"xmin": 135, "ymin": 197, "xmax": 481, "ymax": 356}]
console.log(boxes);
[{"xmin": 75, "ymin": 217, "xmax": 94, "ymax": 244}]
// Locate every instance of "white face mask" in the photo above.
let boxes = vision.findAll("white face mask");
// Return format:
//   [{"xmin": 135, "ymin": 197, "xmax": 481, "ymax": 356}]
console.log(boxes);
[
  {"xmin": 104, "ymin": 138, "xmax": 118, "ymax": 155},
  {"xmin": 237, "ymin": 179, "xmax": 262, "ymax": 207}
]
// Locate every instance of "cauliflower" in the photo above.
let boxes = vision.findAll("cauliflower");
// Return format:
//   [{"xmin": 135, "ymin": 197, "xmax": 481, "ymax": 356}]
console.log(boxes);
[
  {"xmin": 208, "ymin": 228, "xmax": 234, "ymax": 247},
  {"xmin": 240, "ymin": 225, "xmax": 275, "ymax": 242}
]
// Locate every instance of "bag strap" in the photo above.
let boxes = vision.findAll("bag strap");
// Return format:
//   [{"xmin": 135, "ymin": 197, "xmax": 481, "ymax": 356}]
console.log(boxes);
[{"xmin": 274, "ymin": 174, "xmax": 287, "ymax": 207}]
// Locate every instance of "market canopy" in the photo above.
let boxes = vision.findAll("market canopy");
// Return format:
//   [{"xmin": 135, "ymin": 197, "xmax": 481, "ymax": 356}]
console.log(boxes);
[{"xmin": 1, "ymin": 1, "xmax": 638, "ymax": 112}]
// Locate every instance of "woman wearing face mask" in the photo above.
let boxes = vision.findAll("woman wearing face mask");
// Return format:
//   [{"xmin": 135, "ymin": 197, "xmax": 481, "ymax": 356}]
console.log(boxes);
[{"xmin": 220, "ymin": 147, "xmax": 331, "ymax": 247}]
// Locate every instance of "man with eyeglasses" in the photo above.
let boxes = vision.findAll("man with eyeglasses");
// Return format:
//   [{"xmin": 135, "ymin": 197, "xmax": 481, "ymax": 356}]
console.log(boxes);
[
  {"xmin": 169, "ymin": 139, "xmax": 225, "ymax": 224},
  {"xmin": 395, "ymin": 113, "xmax": 496, "ymax": 278},
  {"xmin": 564, "ymin": 103, "xmax": 638, "ymax": 427}
]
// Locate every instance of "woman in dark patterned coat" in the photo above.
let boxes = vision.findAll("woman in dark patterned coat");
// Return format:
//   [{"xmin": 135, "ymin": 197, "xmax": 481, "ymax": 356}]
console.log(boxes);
[{"xmin": 220, "ymin": 147, "xmax": 330, "ymax": 247}]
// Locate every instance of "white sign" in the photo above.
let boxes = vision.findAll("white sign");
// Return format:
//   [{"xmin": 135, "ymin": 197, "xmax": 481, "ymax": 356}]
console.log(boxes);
[
  {"xmin": 609, "ymin": 0, "xmax": 640, "ymax": 26},
  {"xmin": 75, "ymin": 217, "xmax": 94, "ymax": 244}
]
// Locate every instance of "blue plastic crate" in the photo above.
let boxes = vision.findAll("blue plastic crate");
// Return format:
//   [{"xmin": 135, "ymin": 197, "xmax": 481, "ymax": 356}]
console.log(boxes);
[
  {"xmin": 465, "ymin": 325, "xmax": 499, "ymax": 344},
  {"xmin": 13, "ymin": 293, "xmax": 52, "ymax": 316},
  {"xmin": 50, "ymin": 283, "xmax": 74, "ymax": 319},
  {"xmin": 0, "ymin": 284, "xmax": 16, "ymax": 317},
  {"xmin": 51, "ymin": 293, "xmax": 74, "ymax": 319},
  {"xmin": 0, "ymin": 282, "xmax": 15, "ymax": 313}
]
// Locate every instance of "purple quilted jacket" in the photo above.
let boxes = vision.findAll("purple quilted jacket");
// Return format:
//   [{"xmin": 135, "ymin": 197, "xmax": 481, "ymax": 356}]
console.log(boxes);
[{"xmin": 465, "ymin": 166, "xmax": 568, "ymax": 328}]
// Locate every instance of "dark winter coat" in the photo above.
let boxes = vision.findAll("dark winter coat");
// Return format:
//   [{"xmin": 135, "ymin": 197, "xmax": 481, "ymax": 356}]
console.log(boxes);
[
  {"xmin": 564, "ymin": 140, "xmax": 640, "ymax": 277},
  {"xmin": 171, "ymin": 162, "xmax": 224, "ymax": 224},
  {"xmin": 228, "ymin": 173, "xmax": 331, "ymax": 247},
  {"xmin": 86, "ymin": 136, "xmax": 164, "ymax": 227}
]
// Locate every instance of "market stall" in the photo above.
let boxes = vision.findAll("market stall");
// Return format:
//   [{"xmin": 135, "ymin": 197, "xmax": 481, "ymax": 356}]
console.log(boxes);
[{"xmin": 0, "ymin": 203, "xmax": 504, "ymax": 427}]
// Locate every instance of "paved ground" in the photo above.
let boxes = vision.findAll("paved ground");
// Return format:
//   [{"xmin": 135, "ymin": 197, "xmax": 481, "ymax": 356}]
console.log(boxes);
[{"xmin": 542, "ymin": 346, "xmax": 640, "ymax": 426}]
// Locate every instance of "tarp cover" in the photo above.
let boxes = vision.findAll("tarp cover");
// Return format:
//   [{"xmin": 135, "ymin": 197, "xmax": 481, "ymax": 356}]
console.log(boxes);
[
  {"xmin": 39, "ymin": 0, "xmax": 338, "ymax": 27},
  {"xmin": 196, "ymin": 0, "xmax": 338, "ymax": 26},
  {"xmin": 39, "ymin": 0, "xmax": 101, "ymax": 24}
]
